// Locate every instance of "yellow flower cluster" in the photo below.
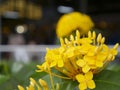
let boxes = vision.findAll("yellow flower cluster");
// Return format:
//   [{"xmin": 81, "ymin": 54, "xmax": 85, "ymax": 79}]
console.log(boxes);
[
  {"xmin": 56, "ymin": 12, "xmax": 94, "ymax": 37},
  {"xmin": 37, "ymin": 30, "xmax": 119, "ymax": 90},
  {"xmin": 18, "ymin": 78, "xmax": 49, "ymax": 90}
]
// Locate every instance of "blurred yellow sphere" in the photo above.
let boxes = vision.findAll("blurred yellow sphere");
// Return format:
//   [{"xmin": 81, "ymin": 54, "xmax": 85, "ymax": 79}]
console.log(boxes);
[{"xmin": 56, "ymin": 12, "xmax": 94, "ymax": 37}]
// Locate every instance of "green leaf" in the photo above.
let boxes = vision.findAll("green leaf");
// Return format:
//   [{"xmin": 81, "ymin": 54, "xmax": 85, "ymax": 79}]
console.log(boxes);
[
  {"xmin": 0, "ymin": 61, "xmax": 10, "ymax": 75},
  {"xmin": 59, "ymin": 80, "xmax": 78, "ymax": 90},
  {"xmin": 41, "ymin": 74, "xmax": 78, "ymax": 90},
  {"xmin": 31, "ymin": 71, "xmax": 47, "ymax": 79},
  {"xmin": 0, "ymin": 74, "xmax": 9, "ymax": 85},
  {"xmin": 107, "ymin": 63, "xmax": 120, "ymax": 72},
  {"xmin": 94, "ymin": 70, "xmax": 120, "ymax": 90}
]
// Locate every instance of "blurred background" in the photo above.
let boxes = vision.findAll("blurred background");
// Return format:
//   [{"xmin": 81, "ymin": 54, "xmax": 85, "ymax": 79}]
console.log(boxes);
[
  {"xmin": 0, "ymin": 0, "xmax": 120, "ymax": 59},
  {"xmin": 0, "ymin": 0, "xmax": 120, "ymax": 90},
  {"xmin": 0, "ymin": 0, "xmax": 120, "ymax": 61}
]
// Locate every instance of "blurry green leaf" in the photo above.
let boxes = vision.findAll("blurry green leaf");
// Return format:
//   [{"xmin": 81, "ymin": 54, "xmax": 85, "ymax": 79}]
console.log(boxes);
[
  {"xmin": 31, "ymin": 71, "xmax": 47, "ymax": 79},
  {"xmin": 0, "ymin": 74, "xmax": 9, "ymax": 85},
  {"xmin": 59, "ymin": 80, "xmax": 78, "ymax": 90},
  {"xmin": 94, "ymin": 70, "xmax": 120, "ymax": 90},
  {"xmin": 11, "ymin": 62, "xmax": 24, "ymax": 74},
  {"xmin": 13, "ymin": 63, "xmax": 37, "ymax": 85},
  {"xmin": 0, "ymin": 61, "xmax": 9, "ymax": 75},
  {"xmin": 0, "ymin": 61, "xmax": 41, "ymax": 90},
  {"xmin": 107, "ymin": 63, "xmax": 120, "ymax": 72},
  {"xmin": 41, "ymin": 74, "xmax": 78, "ymax": 90}
]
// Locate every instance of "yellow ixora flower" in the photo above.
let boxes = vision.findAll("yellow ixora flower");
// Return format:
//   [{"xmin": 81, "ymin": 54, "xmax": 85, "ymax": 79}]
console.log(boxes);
[
  {"xmin": 45, "ymin": 48, "xmax": 64, "ymax": 68},
  {"xmin": 56, "ymin": 12, "xmax": 94, "ymax": 37},
  {"xmin": 18, "ymin": 77, "xmax": 56, "ymax": 90},
  {"xmin": 76, "ymin": 71, "xmax": 96, "ymax": 90},
  {"xmin": 37, "ymin": 30, "xmax": 119, "ymax": 90},
  {"xmin": 18, "ymin": 78, "xmax": 42, "ymax": 90}
]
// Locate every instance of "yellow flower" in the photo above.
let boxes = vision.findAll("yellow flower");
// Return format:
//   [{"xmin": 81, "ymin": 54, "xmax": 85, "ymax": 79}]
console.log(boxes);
[
  {"xmin": 76, "ymin": 72, "xmax": 96, "ymax": 90},
  {"xmin": 76, "ymin": 59, "xmax": 90, "ymax": 73},
  {"xmin": 39, "ymin": 79, "xmax": 49, "ymax": 90},
  {"xmin": 56, "ymin": 12, "xmax": 94, "ymax": 37},
  {"xmin": 37, "ymin": 30, "xmax": 119, "ymax": 90},
  {"xmin": 84, "ymin": 46, "xmax": 109, "ymax": 68},
  {"xmin": 18, "ymin": 78, "xmax": 51, "ymax": 90},
  {"xmin": 18, "ymin": 85, "xmax": 24, "ymax": 90},
  {"xmin": 45, "ymin": 48, "xmax": 64, "ymax": 68},
  {"xmin": 36, "ymin": 62, "xmax": 48, "ymax": 72},
  {"xmin": 107, "ymin": 43, "xmax": 119, "ymax": 61}
]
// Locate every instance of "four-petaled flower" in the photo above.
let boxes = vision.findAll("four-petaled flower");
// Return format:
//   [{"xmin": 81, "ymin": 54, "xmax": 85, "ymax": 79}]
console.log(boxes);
[{"xmin": 76, "ymin": 72, "xmax": 96, "ymax": 90}]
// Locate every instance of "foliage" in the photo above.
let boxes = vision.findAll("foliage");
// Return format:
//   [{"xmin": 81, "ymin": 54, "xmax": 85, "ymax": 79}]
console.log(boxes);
[{"xmin": 0, "ymin": 61, "xmax": 40, "ymax": 90}]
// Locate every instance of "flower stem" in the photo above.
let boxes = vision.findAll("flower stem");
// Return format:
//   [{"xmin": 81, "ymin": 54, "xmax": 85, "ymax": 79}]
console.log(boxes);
[{"xmin": 48, "ymin": 64, "xmax": 55, "ymax": 90}]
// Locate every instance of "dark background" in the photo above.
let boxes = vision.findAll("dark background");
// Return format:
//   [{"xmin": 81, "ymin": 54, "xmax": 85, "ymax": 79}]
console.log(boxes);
[{"xmin": 0, "ymin": 0, "xmax": 120, "ymax": 45}]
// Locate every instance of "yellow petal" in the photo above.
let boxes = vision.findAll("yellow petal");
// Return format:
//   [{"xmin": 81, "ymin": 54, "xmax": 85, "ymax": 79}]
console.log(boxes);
[
  {"xmin": 76, "ymin": 30, "xmax": 80, "ymax": 38},
  {"xmin": 87, "ymin": 80, "xmax": 96, "ymax": 89},
  {"xmin": 89, "ymin": 59, "xmax": 96, "ymax": 65},
  {"xmin": 107, "ymin": 54, "xmax": 113, "ymax": 60},
  {"xmin": 101, "ymin": 37, "xmax": 105, "ymax": 44},
  {"xmin": 113, "ymin": 43, "xmax": 119, "ymax": 49},
  {"xmin": 18, "ymin": 85, "xmax": 24, "ymax": 90},
  {"xmin": 65, "ymin": 38, "xmax": 69, "ymax": 44},
  {"xmin": 111, "ymin": 56, "xmax": 115, "ymax": 61},
  {"xmin": 60, "ymin": 38, "xmax": 65, "ymax": 46},
  {"xmin": 79, "ymin": 82, "xmax": 87, "ymax": 90},
  {"xmin": 30, "ymin": 78, "xmax": 41, "ymax": 90},
  {"xmin": 97, "ymin": 33, "xmax": 102, "ymax": 44},
  {"xmin": 87, "ymin": 46, "xmax": 96, "ymax": 56},
  {"xmin": 70, "ymin": 34, "xmax": 74, "ymax": 41},
  {"xmin": 111, "ymin": 49, "xmax": 118, "ymax": 55},
  {"xmin": 85, "ymin": 71, "xmax": 93, "ymax": 80},
  {"xmin": 76, "ymin": 59, "xmax": 86, "ymax": 67},
  {"xmin": 92, "ymin": 31, "xmax": 96, "ymax": 39},
  {"xmin": 58, "ymin": 58, "xmax": 64, "ymax": 67},
  {"xmin": 88, "ymin": 31, "xmax": 92, "ymax": 38},
  {"xmin": 39, "ymin": 79, "xmax": 48, "ymax": 90},
  {"xmin": 96, "ymin": 61, "xmax": 103, "ymax": 67},
  {"xmin": 82, "ymin": 65, "xmax": 90, "ymax": 73},
  {"xmin": 80, "ymin": 38, "xmax": 92, "ymax": 44},
  {"xmin": 76, "ymin": 74, "xmax": 85, "ymax": 82},
  {"xmin": 65, "ymin": 48, "xmax": 75, "ymax": 58},
  {"xmin": 97, "ymin": 54, "xmax": 107, "ymax": 61},
  {"xmin": 59, "ymin": 47, "xmax": 65, "ymax": 54},
  {"xmin": 84, "ymin": 56, "xmax": 95, "ymax": 65},
  {"xmin": 102, "ymin": 44, "xmax": 109, "ymax": 51},
  {"xmin": 50, "ymin": 61, "xmax": 57, "ymax": 67},
  {"xmin": 27, "ymin": 85, "xmax": 35, "ymax": 90},
  {"xmin": 30, "ymin": 78, "xmax": 36, "ymax": 85}
]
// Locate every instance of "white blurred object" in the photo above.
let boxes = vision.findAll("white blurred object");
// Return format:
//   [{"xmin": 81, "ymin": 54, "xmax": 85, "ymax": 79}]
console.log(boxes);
[
  {"xmin": 8, "ymin": 34, "xmax": 30, "ymax": 63},
  {"xmin": 13, "ymin": 47, "xmax": 29, "ymax": 63},
  {"xmin": 57, "ymin": 5, "xmax": 74, "ymax": 13},
  {"xmin": 16, "ymin": 25, "xmax": 27, "ymax": 34},
  {"xmin": 12, "ymin": 62, "xmax": 24, "ymax": 74}
]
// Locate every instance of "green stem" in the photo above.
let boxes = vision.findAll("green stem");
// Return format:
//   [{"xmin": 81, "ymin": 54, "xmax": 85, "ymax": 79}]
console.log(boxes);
[{"xmin": 48, "ymin": 65, "xmax": 55, "ymax": 90}]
